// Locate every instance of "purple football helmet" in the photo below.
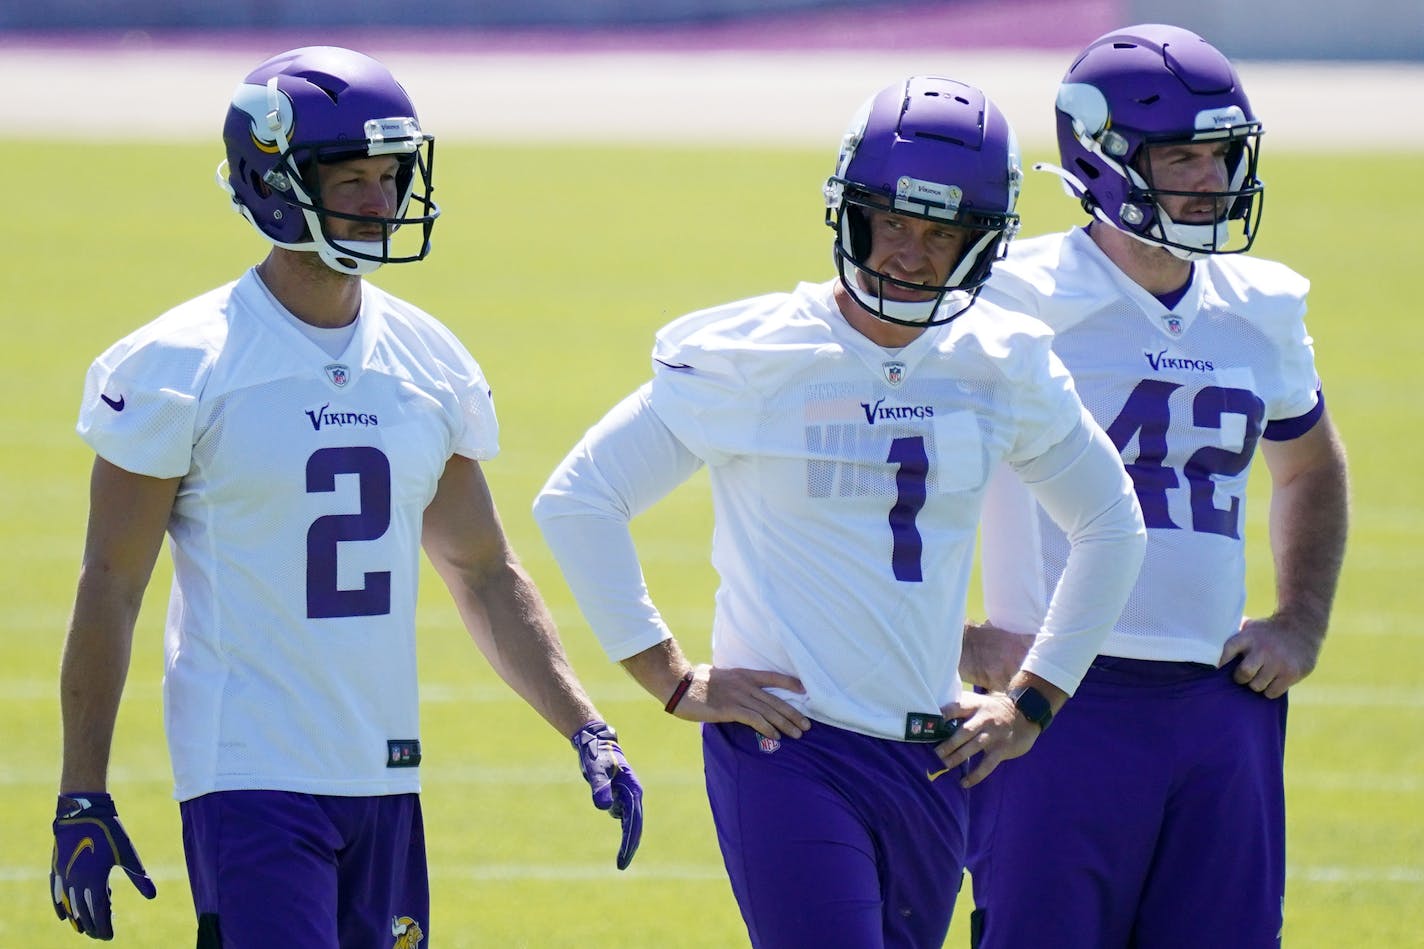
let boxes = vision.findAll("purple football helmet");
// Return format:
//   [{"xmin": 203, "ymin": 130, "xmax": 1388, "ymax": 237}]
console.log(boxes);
[
  {"xmin": 824, "ymin": 76, "xmax": 1022, "ymax": 326},
  {"xmin": 1046, "ymin": 24, "xmax": 1263, "ymax": 259},
  {"xmin": 217, "ymin": 46, "xmax": 438, "ymax": 275}
]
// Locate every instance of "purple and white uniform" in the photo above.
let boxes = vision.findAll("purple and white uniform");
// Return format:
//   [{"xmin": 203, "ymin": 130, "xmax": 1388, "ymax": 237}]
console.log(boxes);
[
  {"xmin": 536, "ymin": 279, "xmax": 1144, "ymax": 947},
  {"xmin": 78, "ymin": 267, "xmax": 495, "ymax": 944},
  {"xmin": 970, "ymin": 226, "xmax": 1321, "ymax": 948}
]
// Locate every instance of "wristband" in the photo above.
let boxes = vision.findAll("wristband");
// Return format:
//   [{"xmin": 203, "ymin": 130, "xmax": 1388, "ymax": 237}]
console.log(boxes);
[{"xmin": 664, "ymin": 670, "xmax": 695, "ymax": 713}]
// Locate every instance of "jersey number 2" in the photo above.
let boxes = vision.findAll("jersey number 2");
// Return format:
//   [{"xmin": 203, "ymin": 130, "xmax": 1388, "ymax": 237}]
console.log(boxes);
[
  {"xmin": 1104, "ymin": 380, "xmax": 1263, "ymax": 539},
  {"xmin": 306, "ymin": 446, "xmax": 393, "ymax": 618}
]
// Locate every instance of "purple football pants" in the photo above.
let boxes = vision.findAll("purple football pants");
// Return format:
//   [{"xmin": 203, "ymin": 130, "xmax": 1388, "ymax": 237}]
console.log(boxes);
[
  {"xmin": 180, "ymin": 790, "xmax": 429, "ymax": 948},
  {"xmin": 966, "ymin": 657, "xmax": 1288, "ymax": 949},
  {"xmin": 704, "ymin": 719, "xmax": 969, "ymax": 949}
]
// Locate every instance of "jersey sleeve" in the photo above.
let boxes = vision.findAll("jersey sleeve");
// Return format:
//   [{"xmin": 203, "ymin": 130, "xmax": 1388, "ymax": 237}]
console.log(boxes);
[
  {"xmin": 449, "ymin": 361, "xmax": 499, "ymax": 462},
  {"xmin": 979, "ymin": 232, "xmax": 1073, "ymax": 322},
  {"xmin": 1267, "ymin": 300, "xmax": 1321, "ymax": 426},
  {"xmin": 999, "ymin": 325, "xmax": 1085, "ymax": 466},
  {"xmin": 645, "ymin": 310, "xmax": 764, "ymax": 466},
  {"xmin": 1215, "ymin": 255, "xmax": 1320, "ymax": 424},
  {"xmin": 76, "ymin": 327, "xmax": 213, "ymax": 478},
  {"xmin": 534, "ymin": 385, "xmax": 704, "ymax": 661},
  {"xmin": 413, "ymin": 313, "xmax": 500, "ymax": 461},
  {"xmin": 1264, "ymin": 385, "xmax": 1324, "ymax": 441},
  {"xmin": 980, "ymin": 261, "xmax": 1046, "ymax": 319}
]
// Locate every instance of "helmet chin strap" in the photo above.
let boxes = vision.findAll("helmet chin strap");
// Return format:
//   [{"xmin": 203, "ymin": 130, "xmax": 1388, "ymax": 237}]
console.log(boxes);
[
  {"xmin": 216, "ymin": 158, "xmax": 388, "ymax": 274},
  {"xmin": 1147, "ymin": 219, "xmax": 1225, "ymax": 261},
  {"xmin": 1035, "ymin": 160, "xmax": 1089, "ymax": 200},
  {"xmin": 845, "ymin": 272, "xmax": 940, "ymax": 324},
  {"xmin": 834, "ymin": 222, "xmax": 999, "ymax": 327},
  {"xmin": 832, "ymin": 220, "xmax": 940, "ymax": 324},
  {"xmin": 1035, "ymin": 160, "xmax": 1224, "ymax": 261},
  {"xmin": 839, "ymin": 265, "xmax": 984, "ymax": 328},
  {"xmin": 1122, "ymin": 163, "xmax": 1228, "ymax": 260},
  {"xmin": 1088, "ymin": 204, "xmax": 1219, "ymax": 261},
  {"xmin": 312, "ymin": 240, "xmax": 386, "ymax": 276}
]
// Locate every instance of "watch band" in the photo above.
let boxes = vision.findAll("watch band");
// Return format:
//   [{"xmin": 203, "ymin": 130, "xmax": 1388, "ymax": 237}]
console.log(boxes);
[{"xmin": 1008, "ymin": 684, "xmax": 1054, "ymax": 731}]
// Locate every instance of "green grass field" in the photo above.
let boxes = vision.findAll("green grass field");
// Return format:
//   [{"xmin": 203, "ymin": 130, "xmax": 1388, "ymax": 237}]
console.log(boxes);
[{"xmin": 3, "ymin": 140, "xmax": 1421, "ymax": 947}]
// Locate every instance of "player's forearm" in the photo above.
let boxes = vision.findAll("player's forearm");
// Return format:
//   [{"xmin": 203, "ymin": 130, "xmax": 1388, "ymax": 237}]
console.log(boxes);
[
  {"xmin": 959, "ymin": 621, "xmax": 1033, "ymax": 692},
  {"xmin": 58, "ymin": 577, "xmax": 142, "ymax": 792},
  {"xmin": 452, "ymin": 559, "xmax": 602, "ymax": 738},
  {"xmin": 618, "ymin": 640, "xmax": 695, "ymax": 708},
  {"xmin": 1268, "ymin": 447, "xmax": 1349, "ymax": 643},
  {"xmin": 1004, "ymin": 670, "xmax": 1069, "ymax": 716}
]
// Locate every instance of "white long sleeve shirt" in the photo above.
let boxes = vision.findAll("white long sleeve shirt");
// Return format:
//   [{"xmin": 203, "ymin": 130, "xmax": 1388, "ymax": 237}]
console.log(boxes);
[{"xmin": 535, "ymin": 280, "xmax": 1145, "ymax": 740}]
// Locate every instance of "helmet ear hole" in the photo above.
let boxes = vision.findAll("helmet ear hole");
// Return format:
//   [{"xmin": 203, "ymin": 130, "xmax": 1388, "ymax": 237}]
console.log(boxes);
[
  {"xmin": 247, "ymin": 169, "xmax": 271, "ymax": 199},
  {"xmin": 1073, "ymin": 158, "xmax": 1100, "ymax": 181}
]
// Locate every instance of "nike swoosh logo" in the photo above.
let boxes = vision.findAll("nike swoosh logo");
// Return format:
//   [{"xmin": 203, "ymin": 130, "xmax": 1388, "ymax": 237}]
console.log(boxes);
[
  {"xmin": 65, "ymin": 837, "xmax": 95, "ymax": 875},
  {"xmin": 100, "ymin": 393, "xmax": 126, "ymax": 411},
  {"xmin": 654, "ymin": 358, "xmax": 694, "ymax": 372},
  {"xmin": 926, "ymin": 766, "xmax": 952, "ymax": 782}
]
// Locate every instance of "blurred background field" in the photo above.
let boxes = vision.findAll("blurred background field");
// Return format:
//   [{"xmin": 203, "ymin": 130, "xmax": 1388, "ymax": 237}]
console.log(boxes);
[
  {"xmin": 4, "ymin": 140, "xmax": 1422, "ymax": 947},
  {"xmin": 2, "ymin": 2, "xmax": 1422, "ymax": 945}
]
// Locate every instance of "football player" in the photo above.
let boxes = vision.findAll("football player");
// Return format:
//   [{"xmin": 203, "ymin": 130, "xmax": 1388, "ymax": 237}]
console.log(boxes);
[
  {"xmin": 533, "ymin": 76, "xmax": 1146, "ymax": 948},
  {"xmin": 963, "ymin": 24, "xmax": 1350, "ymax": 948},
  {"xmin": 51, "ymin": 46, "xmax": 642, "ymax": 945}
]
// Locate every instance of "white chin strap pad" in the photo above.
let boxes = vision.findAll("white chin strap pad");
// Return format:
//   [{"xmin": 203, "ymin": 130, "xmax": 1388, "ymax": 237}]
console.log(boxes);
[
  {"xmin": 315, "ymin": 239, "xmax": 385, "ymax": 276},
  {"xmin": 847, "ymin": 271, "xmax": 938, "ymax": 323}
]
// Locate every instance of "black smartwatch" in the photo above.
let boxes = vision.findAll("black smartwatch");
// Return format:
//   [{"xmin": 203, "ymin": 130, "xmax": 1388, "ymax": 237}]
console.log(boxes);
[{"xmin": 1008, "ymin": 685, "xmax": 1054, "ymax": 731}]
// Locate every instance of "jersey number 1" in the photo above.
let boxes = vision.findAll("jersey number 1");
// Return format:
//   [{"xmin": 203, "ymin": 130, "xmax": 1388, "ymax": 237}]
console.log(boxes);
[{"xmin": 888, "ymin": 436, "xmax": 929, "ymax": 582}]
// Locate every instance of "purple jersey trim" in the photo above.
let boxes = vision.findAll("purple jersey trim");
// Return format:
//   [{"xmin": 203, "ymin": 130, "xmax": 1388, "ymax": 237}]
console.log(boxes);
[
  {"xmin": 1151, "ymin": 269, "xmax": 1193, "ymax": 311},
  {"xmin": 1263, "ymin": 386, "xmax": 1324, "ymax": 441}
]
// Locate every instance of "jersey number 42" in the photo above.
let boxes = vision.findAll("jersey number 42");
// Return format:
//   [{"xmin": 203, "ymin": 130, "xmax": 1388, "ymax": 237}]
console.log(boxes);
[{"xmin": 1105, "ymin": 379, "xmax": 1264, "ymax": 539}]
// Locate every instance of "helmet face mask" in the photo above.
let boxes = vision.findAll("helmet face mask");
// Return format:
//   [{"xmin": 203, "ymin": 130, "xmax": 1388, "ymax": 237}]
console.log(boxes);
[
  {"xmin": 1127, "ymin": 125, "xmax": 1262, "ymax": 256},
  {"xmin": 824, "ymin": 76, "xmax": 1022, "ymax": 327},
  {"xmin": 1045, "ymin": 24, "xmax": 1264, "ymax": 260},
  {"xmin": 217, "ymin": 47, "xmax": 440, "ymax": 276}
]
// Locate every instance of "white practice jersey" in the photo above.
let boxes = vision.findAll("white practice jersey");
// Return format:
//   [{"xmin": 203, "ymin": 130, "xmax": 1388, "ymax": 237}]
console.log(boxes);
[
  {"xmin": 980, "ymin": 228, "xmax": 1320, "ymax": 664},
  {"xmin": 77, "ymin": 269, "xmax": 497, "ymax": 800},
  {"xmin": 540, "ymin": 279, "xmax": 1142, "ymax": 740}
]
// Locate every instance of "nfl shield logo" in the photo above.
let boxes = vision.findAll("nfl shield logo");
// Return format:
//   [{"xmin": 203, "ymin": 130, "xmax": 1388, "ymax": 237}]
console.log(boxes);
[
  {"xmin": 883, "ymin": 361, "xmax": 907, "ymax": 387},
  {"xmin": 756, "ymin": 733, "xmax": 781, "ymax": 754},
  {"xmin": 1163, "ymin": 316, "xmax": 1183, "ymax": 337},
  {"xmin": 325, "ymin": 364, "xmax": 350, "ymax": 387}
]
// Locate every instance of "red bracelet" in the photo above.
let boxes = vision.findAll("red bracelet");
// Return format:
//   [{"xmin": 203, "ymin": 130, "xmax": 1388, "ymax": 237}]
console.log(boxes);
[{"xmin": 664, "ymin": 670, "xmax": 695, "ymax": 714}]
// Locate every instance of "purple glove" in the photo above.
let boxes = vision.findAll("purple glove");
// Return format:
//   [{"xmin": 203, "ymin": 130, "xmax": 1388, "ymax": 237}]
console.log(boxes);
[
  {"xmin": 571, "ymin": 721, "xmax": 644, "ymax": 870},
  {"xmin": 51, "ymin": 793, "xmax": 156, "ymax": 939}
]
